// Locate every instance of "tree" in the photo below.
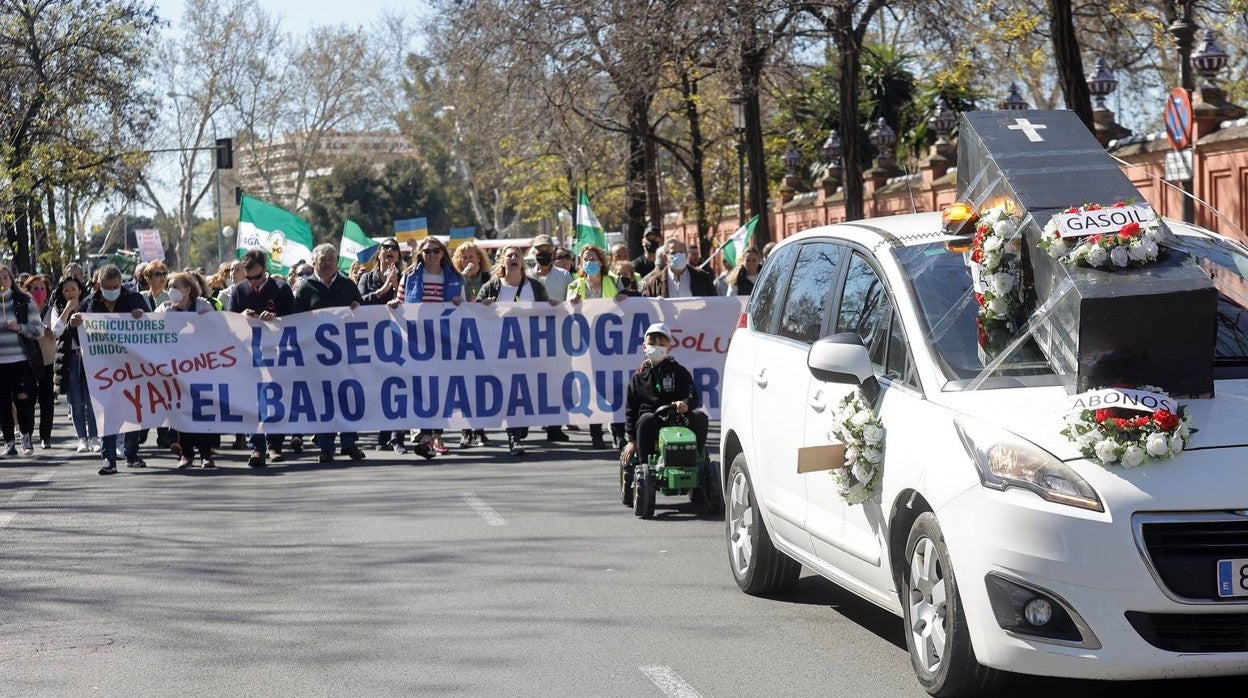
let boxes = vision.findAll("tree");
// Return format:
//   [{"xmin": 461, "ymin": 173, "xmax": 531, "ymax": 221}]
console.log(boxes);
[
  {"xmin": 304, "ymin": 157, "xmax": 466, "ymax": 244},
  {"xmin": 0, "ymin": 0, "xmax": 159, "ymax": 272}
]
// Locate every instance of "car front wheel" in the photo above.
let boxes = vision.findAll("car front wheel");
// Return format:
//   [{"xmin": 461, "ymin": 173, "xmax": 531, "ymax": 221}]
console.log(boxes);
[
  {"xmin": 726, "ymin": 454, "xmax": 799, "ymax": 595},
  {"xmin": 902, "ymin": 512, "xmax": 1003, "ymax": 697}
]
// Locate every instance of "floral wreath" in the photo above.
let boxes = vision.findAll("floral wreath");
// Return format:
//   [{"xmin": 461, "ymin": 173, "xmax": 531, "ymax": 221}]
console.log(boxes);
[
  {"xmin": 1038, "ymin": 202, "xmax": 1163, "ymax": 269},
  {"xmin": 830, "ymin": 390, "xmax": 884, "ymax": 504},
  {"xmin": 968, "ymin": 205, "xmax": 1024, "ymax": 329},
  {"xmin": 1060, "ymin": 385, "xmax": 1193, "ymax": 468}
]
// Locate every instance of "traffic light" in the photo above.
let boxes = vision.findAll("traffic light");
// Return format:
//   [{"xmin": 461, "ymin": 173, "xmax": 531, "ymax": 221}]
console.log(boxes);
[
  {"xmin": 215, "ymin": 138, "xmax": 233, "ymax": 170},
  {"xmin": 234, "ymin": 186, "xmax": 243, "ymax": 204}
]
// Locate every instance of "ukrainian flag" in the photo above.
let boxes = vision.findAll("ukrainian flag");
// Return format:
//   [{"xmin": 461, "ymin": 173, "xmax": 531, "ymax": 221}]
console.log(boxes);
[{"xmin": 394, "ymin": 217, "xmax": 428, "ymax": 245}]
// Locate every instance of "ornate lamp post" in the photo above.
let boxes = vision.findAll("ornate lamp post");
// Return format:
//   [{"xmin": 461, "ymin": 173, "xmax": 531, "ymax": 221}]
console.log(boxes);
[
  {"xmin": 1086, "ymin": 57, "xmax": 1118, "ymax": 112},
  {"xmin": 728, "ymin": 90, "xmax": 747, "ymax": 226},
  {"xmin": 929, "ymin": 98, "xmax": 957, "ymax": 145},
  {"xmin": 781, "ymin": 143, "xmax": 801, "ymax": 177},
  {"xmin": 869, "ymin": 118, "xmax": 896, "ymax": 169},
  {"xmin": 1191, "ymin": 29, "xmax": 1228, "ymax": 91},
  {"xmin": 820, "ymin": 129, "xmax": 841, "ymax": 193}
]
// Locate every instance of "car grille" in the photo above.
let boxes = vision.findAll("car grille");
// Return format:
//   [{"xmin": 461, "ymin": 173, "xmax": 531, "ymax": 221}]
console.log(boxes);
[
  {"xmin": 1126, "ymin": 611, "xmax": 1248, "ymax": 653},
  {"xmin": 1137, "ymin": 515, "xmax": 1248, "ymax": 602}
]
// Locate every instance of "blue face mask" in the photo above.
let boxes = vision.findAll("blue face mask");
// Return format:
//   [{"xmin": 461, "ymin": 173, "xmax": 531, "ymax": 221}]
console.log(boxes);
[
  {"xmin": 583, "ymin": 261, "xmax": 601, "ymax": 277},
  {"xmin": 102, "ymin": 287, "xmax": 121, "ymax": 302}
]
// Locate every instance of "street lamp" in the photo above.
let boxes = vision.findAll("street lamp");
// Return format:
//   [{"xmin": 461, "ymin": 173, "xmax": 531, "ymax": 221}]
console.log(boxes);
[
  {"xmin": 1191, "ymin": 29, "xmax": 1229, "ymax": 91},
  {"xmin": 1001, "ymin": 82, "xmax": 1030, "ymax": 110},
  {"xmin": 869, "ymin": 118, "xmax": 897, "ymax": 168},
  {"xmin": 1086, "ymin": 57, "xmax": 1118, "ymax": 112},
  {"xmin": 781, "ymin": 143, "xmax": 801, "ymax": 177},
  {"xmin": 728, "ymin": 90, "xmax": 746, "ymax": 226},
  {"xmin": 929, "ymin": 98, "xmax": 957, "ymax": 144},
  {"xmin": 821, "ymin": 129, "xmax": 841, "ymax": 188}
]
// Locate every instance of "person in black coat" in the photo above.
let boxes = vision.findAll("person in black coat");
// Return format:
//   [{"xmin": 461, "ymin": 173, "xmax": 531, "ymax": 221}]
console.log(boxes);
[
  {"xmin": 357, "ymin": 237, "xmax": 405, "ymax": 306},
  {"xmin": 67, "ymin": 264, "xmax": 148, "ymax": 474},
  {"xmin": 621, "ymin": 323, "xmax": 708, "ymax": 467},
  {"xmin": 230, "ymin": 249, "xmax": 295, "ymax": 468},
  {"xmin": 640, "ymin": 238, "xmax": 717, "ymax": 298}
]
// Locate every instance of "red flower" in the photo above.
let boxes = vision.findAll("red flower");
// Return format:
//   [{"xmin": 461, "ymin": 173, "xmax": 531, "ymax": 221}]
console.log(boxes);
[
  {"xmin": 1065, "ymin": 206, "xmax": 1080, "ymax": 214},
  {"xmin": 1112, "ymin": 201, "xmax": 1127, "ymax": 207},
  {"xmin": 1113, "ymin": 418, "xmax": 1131, "ymax": 429},
  {"xmin": 977, "ymin": 326, "xmax": 989, "ymax": 346},
  {"xmin": 1087, "ymin": 204, "xmax": 1102, "ymax": 211},
  {"xmin": 1132, "ymin": 416, "xmax": 1152, "ymax": 428},
  {"xmin": 1120, "ymin": 222, "xmax": 1141, "ymax": 238},
  {"xmin": 1153, "ymin": 409, "xmax": 1180, "ymax": 431},
  {"xmin": 1094, "ymin": 408, "xmax": 1114, "ymax": 423},
  {"xmin": 974, "ymin": 292, "xmax": 985, "ymax": 306},
  {"xmin": 1088, "ymin": 234, "xmax": 1102, "ymax": 244}
]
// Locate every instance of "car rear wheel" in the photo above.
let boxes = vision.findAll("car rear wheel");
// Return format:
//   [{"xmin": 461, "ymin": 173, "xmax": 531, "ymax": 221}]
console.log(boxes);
[
  {"xmin": 903, "ymin": 512, "xmax": 1003, "ymax": 697},
  {"xmin": 726, "ymin": 454, "xmax": 799, "ymax": 595}
]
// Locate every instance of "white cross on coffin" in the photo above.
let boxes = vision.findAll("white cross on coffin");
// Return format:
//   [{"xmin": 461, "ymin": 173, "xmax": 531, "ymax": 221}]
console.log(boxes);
[{"xmin": 1007, "ymin": 118, "xmax": 1047, "ymax": 142}]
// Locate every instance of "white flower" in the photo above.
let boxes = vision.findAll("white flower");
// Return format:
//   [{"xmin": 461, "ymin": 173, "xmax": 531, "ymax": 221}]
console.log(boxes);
[
  {"xmin": 1120, "ymin": 444, "xmax": 1146, "ymax": 468},
  {"xmin": 1140, "ymin": 239, "xmax": 1159, "ymax": 258},
  {"xmin": 862, "ymin": 447, "xmax": 883, "ymax": 464},
  {"xmin": 989, "ymin": 272, "xmax": 1015, "ymax": 295},
  {"xmin": 1143, "ymin": 226, "xmax": 1163, "ymax": 243},
  {"xmin": 1078, "ymin": 431, "xmax": 1101, "ymax": 449},
  {"xmin": 987, "ymin": 297, "xmax": 1011, "ymax": 318},
  {"xmin": 1109, "ymin": 246, "xmax": 1131, "ymax": 267},
  {"xmin": 982, "ymin": 250, "xmax": 1002, "ymax": 271},
  {"xmin": 861, "ymin": 423, "xmax": 883, "ymax": 445},
  {"xmin": 1128, "ymin": 241, "xmax": 1151, "ymax": 261},
  {"xmin": 850, "ymin": 410, "xmax": 872, "ymax": 427},
  {"xmin": 1145, "ymin": 432, "xmax": 1171, "ymax": 457},
  {"xmin": 983, "ymin": 234, "xmax": 1003, "ymax": 252},
  {"xmin": 1094, "ymin": 439, "xmax": 1119, "ymax": 463},
  {"xmin": 993, "ymin": 220, "xmax": 1017, "ymax": 238},
  {"xmin": 1047, "ymin": 238, "xmax": 1068, "ymax": 258},
  {"xmin": 1085, "ymin": 245, "xmax": 1108, "ymax": 267},
  {"xmin": 1177, "ymin": 423, "xmax": 1191, "ymax": 439},
  {"xmin": 851, "ymin": 461, "xmax": 874, "ymax": 484},
  {"xmin": 844, "ymin": 446, "xmax": 859, "ymax": 466},
  {"xmin": 1169, "ymin": 433, "xmax": 1186, "ymax": 454}
]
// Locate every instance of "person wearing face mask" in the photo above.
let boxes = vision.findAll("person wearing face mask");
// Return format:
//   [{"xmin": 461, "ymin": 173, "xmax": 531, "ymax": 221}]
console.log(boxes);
[
  {"xmin": 525, "ymin": 234, "xmax": 573, "ymax": 444},
  {"xmin": 0, "ymin": 264, "xmax": 45, "ymax": 457},
  {"xmin": 358, "ymin": 237, "xmax": 408, "ymax": 453},
  {"xmin": 566, "ymin": 245, "xmax": 630, "ymax": 451},
  {"xmin": 631, "ymin": 227, "xmax": 664, "ymax": 279},
  {"xmin": 21, "ymin": 275, "xmax": 57, "ymax": 449},
  {"xmin": 621, "ymin": 323, "xmax": 708, "ymax": 470},
  {"xmin": 69, "ymin": 264, "xmax": 148, "ymax": 474},
  {"xmin": 50, "ymin": 276, "xmax": 99, "ymax": 452},
  {"xmin": 229, "ymin": 249, "xmax": 295, "ymax": 468},
  {"xmin": 640, "ymin": 236, "xmax": 717, "ymax": 298},
  {"xmin": 154, "ymin": 273, "xmax": 218, "ymax": 468}
]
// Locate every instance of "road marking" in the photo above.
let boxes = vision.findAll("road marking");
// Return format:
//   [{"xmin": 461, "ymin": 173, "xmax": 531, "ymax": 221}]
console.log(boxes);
[
  {"xmin": 0, "ymin": 482, "xmax": 44, "ymax": 529},
  {"xmin": 639, "ymin": 665, "xmax": 703, "ymax": 698},
  {"xmin": 460, "ymin": 493, "xmax": 507, "ymax": 526}
]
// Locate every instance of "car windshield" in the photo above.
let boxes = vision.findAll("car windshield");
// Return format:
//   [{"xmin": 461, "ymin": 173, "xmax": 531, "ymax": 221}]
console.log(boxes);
[{"xmin": 893, "ymin": 233, "xmax": 1248, "ymax": 389}]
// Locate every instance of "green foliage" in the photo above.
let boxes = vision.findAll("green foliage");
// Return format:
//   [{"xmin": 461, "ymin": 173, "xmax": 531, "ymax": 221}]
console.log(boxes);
[{"xmin": 304, "ymin": 157, "xmax": 470, "ymax": 242}]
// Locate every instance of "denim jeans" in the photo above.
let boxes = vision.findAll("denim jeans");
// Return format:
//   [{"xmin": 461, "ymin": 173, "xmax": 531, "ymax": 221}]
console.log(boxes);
[
  {"xmin": 66, "ymin": 353, "xmax": 98, "ymax": 439},
  {"xmin": 101, "ymin": 431, "xmax": 140, "ymax": 464},
  {"xmin": 314, "ymin": 432, "xmax": 358, "ymax": 453}
]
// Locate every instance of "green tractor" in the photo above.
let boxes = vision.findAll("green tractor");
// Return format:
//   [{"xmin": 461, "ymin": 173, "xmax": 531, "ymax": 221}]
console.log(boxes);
[{"xmin": 620, "ymin": 405, "xmax": 723, "ymax": 519}]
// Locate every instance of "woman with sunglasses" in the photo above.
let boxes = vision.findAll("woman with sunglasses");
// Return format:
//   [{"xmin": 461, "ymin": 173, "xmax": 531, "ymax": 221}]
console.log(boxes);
[
  {"xmin": 389, "ymin": 237, "xmax": 464, "ymax": 457},
  {"xmin": 567, "ymin": 246, "xmax": 630, "ymax": 451},
  {"xmin": 50, "ymin": 276, "xmax": 98, "ymax": 452},
  {"xmin": 140, "ymin": 261, "xmax": 170, "ymax": 311},
  {"xmin": 21, "ymin": 275, "xmax": 57, "ymax": 449}
]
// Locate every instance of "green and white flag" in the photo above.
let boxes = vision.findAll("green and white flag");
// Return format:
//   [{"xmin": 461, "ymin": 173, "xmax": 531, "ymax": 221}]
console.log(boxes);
[
  {"xmin": 574, "ymin": 188, "xmax": 607, "ymax": 253},
  {"xmin": 720, "ymin": 215, "xmax": 758, "ymax": 268},
  {"xmin": 236, "ymin": 196, "xmax": 314, "ymax": 274},
  {"xmin": 338, "ymin": 219, "xmax": 379, "ymax": 273}
]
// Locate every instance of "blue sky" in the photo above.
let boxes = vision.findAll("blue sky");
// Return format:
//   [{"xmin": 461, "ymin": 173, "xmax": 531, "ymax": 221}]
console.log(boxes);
[{"xmin": 154, "ymin": 0, "xmax": 416, "ymax": 31}]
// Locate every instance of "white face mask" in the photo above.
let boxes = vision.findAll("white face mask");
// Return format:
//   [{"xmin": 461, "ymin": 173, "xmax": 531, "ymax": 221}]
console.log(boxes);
[
  {"xmin": 668, "ymin": 252, "xmax": 687, "ymax": 271},
  {"xmin": 168, "ymin": 287, "xmax": 185, "ymax": 304},
  {"xmin": 644, "ymin": 345, "xmax": 668, "ymax": 364},
  {"xmin": 101, "ymin": 287, "xmax": 121, "ymax": 302}
]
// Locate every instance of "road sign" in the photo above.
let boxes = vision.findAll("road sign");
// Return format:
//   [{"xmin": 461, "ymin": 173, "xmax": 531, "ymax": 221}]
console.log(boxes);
[
  {"xmin": 1164, "ymin": 149, "xmax": 1193, "ymax": 182},
  {"xmin": 1164, "ymin": 88, "xmax": 1193, "ymax": 151}
]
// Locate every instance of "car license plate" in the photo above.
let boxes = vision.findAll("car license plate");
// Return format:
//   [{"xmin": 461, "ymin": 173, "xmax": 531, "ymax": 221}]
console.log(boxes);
[{"xmin": 1217, "ymin": 558, "xmax": 1248, "ymax": 598}]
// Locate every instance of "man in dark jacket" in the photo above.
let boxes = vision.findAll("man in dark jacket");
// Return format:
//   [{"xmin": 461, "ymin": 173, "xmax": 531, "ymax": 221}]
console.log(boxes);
[
  {"xmin": 230, "ymin": 248, "xmax": 295, "ymax": 468},
  {"xmin": 68, "ymin": 265, "xmax": 148, "ymax": 475},
  {"xmin": 630, "ymin": 226, "xmax": 664, "ymax": 279},
  {"xmin": 640, "ymin": 237, "xmax": 716, "ymax": 298},
  {"xmin": 622, "ymin": 323, "xmax": 708, "ymax": 466},
  {"xmin": 295, "ymin": 243, "xmax": 366, "ymax": 463}
]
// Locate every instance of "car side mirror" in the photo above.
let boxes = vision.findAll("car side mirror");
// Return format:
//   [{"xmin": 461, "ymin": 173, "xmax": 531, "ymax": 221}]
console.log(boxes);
[{"xmin": 808, "ymin": 333, "xmax": 880, "ymax": 402}]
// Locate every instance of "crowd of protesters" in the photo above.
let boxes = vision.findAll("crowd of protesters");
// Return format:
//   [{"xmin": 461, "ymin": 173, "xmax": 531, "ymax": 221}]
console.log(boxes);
[{"xmin": 0, "ymin": 229, "xmax": 764, "ymax": 474}]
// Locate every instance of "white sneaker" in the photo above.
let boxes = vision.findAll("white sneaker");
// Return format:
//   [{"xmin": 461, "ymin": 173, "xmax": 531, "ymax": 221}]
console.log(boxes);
[
  {"xmin": 19, "ymin": 434, "xmax": 34, "ymax": 456},
  {"xmin": 2, "ymin": 442, "xmax": 15, "ymax": 456},
  {"xmin": 88, "ymin": 437, "xmax": 103, "ymax": 452},
  {"xmin": 76, "ymin": 438, "xmax": 90, "ymax": 453}
]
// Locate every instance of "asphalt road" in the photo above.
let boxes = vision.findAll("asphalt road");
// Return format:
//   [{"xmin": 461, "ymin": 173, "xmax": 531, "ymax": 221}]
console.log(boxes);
[{"xmin": 1, "ymin": 424, "xmax": 1244, "ymax": 696}]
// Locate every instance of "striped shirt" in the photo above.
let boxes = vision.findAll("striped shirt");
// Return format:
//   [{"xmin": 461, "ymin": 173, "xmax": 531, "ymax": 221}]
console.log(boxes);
[
  {"xmin": 421, "ymin": 273, "xmax": 444, "ymax": 303},
  {"xmin": 0, "ymin": 290, "xmax": 44, "ymax": 365}
]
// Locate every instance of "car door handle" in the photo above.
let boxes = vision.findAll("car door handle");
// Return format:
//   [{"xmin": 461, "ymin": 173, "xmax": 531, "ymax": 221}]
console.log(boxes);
[{"xmin": 754, "ymin": 369, "xmax": 768, "ymax": 388}]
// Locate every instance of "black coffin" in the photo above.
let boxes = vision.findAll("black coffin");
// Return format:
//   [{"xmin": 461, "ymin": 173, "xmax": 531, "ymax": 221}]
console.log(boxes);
[{"xmin": 957, "ymin": 110, "xmax": 1216, "ymax": 396}]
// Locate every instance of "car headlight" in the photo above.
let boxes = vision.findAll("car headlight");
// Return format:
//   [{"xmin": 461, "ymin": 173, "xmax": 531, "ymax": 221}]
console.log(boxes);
[{"xmin": 954, "ymin": 415, "xmax": 1103, "ymax": 512}]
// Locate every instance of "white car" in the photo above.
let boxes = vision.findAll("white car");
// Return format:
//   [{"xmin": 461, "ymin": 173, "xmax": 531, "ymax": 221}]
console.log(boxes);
[{"xmin": 720, "ymin": 211, "xmax": 1248, "ymax": 695}]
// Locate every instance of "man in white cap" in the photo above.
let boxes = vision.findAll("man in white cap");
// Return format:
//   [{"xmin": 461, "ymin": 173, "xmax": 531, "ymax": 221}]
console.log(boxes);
[
  {"xmin": 528, "ymin": 233, "xmax": 574, "ymax": 442},
  {"xmin": 621, "ymin": 322, "xmax": 708, "ymax": 467}
]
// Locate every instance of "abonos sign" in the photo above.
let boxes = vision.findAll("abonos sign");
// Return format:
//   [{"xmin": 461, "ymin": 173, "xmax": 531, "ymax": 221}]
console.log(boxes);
[{"xmin": 79, "ymin": 298, "xmax": 745, "ymax": 434}]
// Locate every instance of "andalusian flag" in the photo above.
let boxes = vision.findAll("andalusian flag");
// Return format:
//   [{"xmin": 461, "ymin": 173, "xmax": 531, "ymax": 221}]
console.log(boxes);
[
  {"xmin": 574, "ymin": 188, "xmax": 606, "ymax": 253},
  {"xmin": 339, "ymin": 219, "xmax": 379, "ymax": 272},
  {"xmin": 236, "ymin": 196, "xmax": 315, "ymax": 274},
  {"xmin": 720, "ymin": 215, "xmax": 758, "ymax": 268}
]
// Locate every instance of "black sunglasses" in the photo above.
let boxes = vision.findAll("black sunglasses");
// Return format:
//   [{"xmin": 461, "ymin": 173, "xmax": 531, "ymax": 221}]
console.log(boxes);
[
  {"xmin": 421, "ymin": 248, "xmax": 444, "ymax": 255},
  {"xmin": 246, "ymin": 271, "xmax": 266, "ymax": 281},
  {"xmin": 554, "ymin": 254, "xmax": 573, "ymax": 261},
  {"xmin": 381, "ymin": 244, "xmax": 400, "ymax": 250}
]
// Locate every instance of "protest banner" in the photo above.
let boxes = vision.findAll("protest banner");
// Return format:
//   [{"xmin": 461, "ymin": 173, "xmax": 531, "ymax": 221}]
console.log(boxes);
[{"xmin": 79, "ymin": 297, "xmax": 746, "ymax": 435}]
